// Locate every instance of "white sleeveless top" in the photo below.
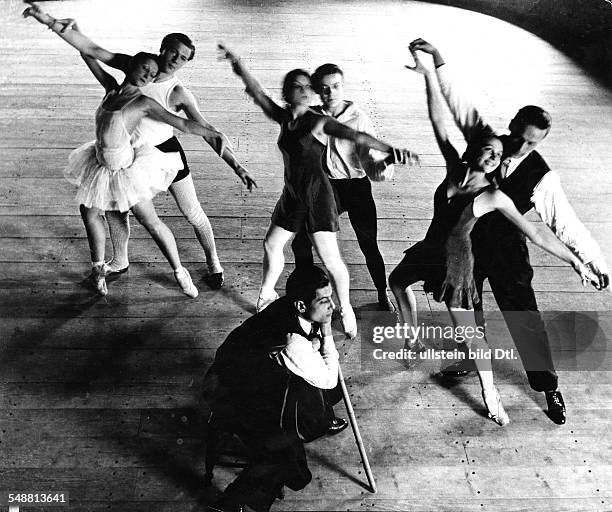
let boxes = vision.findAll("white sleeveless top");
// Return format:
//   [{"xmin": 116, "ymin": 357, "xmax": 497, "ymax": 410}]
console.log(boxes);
[{"xmin": 131, "ymin": 76, "xmax": 181, "ymax": 147}]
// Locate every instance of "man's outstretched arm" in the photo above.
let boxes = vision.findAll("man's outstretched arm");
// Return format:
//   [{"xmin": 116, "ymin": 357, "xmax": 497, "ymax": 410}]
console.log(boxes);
[
  {"xmin": 174, "ymin": 85, "xmax": 257, "ymax": 191},
  {"xmin": 532, "ymin": 171, "xmax": 609, "ymax": 289}
]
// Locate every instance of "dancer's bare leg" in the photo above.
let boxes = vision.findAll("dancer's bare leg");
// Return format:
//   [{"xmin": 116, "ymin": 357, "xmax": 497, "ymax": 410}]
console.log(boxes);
[
  {"xmin": 130, "ymin": 199, "xmax": 198, "ymax": 297},
  {"xmin": 258, "ymin": 223, "xmax": 293, "ymax": 310},
  {"xmin": 105, "ymin": 210, "xmax": 130, "ymax": 272},
  {"xmin": 310, "ymin": 231, "xmax": 356, "ymax": 338},
  {"xmin": 447, "ymin": 306, "xmax": 509, "ymax": 426},
  {"xmin": 79, "ymin": 204, "xmax": 107, "ymax": 295}
]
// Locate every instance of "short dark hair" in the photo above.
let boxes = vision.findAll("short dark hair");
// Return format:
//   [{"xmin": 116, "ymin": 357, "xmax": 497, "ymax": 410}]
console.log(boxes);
[
  {"xmin": 512, "ymin": 105, "xmax": 552, "ymax": 131},
  {"xmin": 130, "ymin": 52, "xmax": 160, "ymax": 76},
  {"xmin": 285, "ymin": 265, "xmax": 330, "ymax": 304},
  {"xmin": 281, "ymin": 68, "xmax": 311, "ymax": 103},
  {"xmin": 311, "ymin": 63, "xmax": 344, "ymax": 92},
  {"xmin": 160, "ymin": 33, "xmax": 195, "ymax": 61}
]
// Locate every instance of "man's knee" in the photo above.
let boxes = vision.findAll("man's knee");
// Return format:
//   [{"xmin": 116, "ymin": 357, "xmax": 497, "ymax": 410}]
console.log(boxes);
[{"xmin": 183, "ymin": 204, "xmax": 208, "ymax": 228}]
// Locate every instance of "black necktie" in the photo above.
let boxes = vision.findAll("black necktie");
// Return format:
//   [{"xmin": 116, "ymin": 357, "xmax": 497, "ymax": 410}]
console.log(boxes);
[{"xmin": 307, "ymin": 323, "xmax": 320, "ymax": 340}]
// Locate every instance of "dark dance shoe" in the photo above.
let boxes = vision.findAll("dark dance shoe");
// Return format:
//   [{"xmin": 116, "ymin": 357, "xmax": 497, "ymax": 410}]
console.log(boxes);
[
  {"xmin": 482, "ymin": 387, "xmax": 510, "ymax": 427},
  {"xmin": 205, "ymin": 271, "xmax": 224, "ymax": 290},
  {"xmin": 327, "ymin": 417, "xmax": 349, "ymax": 436},
  {"xmin": 377, "ymin": 290, "xmax": 396, "ymax": 312},
  {"xmin": 545, "ymin": 390, "xmax": 566, "ymax": 425},
  {"xmin": 437, "ymin": 359, "xmax": 476, "ymax": 378}
]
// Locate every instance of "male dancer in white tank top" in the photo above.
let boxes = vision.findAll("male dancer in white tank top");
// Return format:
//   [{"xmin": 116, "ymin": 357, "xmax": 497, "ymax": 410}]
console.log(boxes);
[{"xmin": 61, "ymin": 29, "xmax": 257, "ymax": 289}]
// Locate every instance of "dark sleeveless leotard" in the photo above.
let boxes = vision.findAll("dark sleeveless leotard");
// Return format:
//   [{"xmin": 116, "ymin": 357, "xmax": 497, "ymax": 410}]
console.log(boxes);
[
  {"xmin": 401, "ymin": 177, "xmax": 490, "ymax": 309},
  {"xmin": 271, "ymin": 110, "xmax": 339, "ymax": 233}
]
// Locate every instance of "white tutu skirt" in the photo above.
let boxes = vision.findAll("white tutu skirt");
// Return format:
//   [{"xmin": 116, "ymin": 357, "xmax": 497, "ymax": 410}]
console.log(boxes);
[{"xmin": 63, "ymin": 141, "xmax": 182, "ymax": 212}]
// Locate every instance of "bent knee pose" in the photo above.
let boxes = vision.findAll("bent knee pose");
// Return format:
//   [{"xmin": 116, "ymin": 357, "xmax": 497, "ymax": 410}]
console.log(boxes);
[
  {"xmin": 31, "ymin": 15, "xmax": 256, "ymax": 290},
  {"xmin": 219, "ymin": 43, "xmax": 417, "ymax": 338},
  {"xmin": 24, "ymin": 6, "xmax": 232, "ymax": 297},
  {"xmin": 389, "ymin": 50, "xmax": 593, "ymax": 426},
  {"xmin": 408, "ymin": 39, "xmax": 609, "ymax": 425},
  {"xmin": 291, "ymin": 64, "xmax": 398, "ymax": 311}
]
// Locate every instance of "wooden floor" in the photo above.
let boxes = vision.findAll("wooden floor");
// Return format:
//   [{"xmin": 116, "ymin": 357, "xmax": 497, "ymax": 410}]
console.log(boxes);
[{"xmin": 2, "ymin": 0, "xmax": 612, "ymax": 510}]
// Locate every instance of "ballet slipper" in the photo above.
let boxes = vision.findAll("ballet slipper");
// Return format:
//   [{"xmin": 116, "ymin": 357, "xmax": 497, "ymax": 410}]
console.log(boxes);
[
  {"xmin": 256, "ymin": 290, "xmax": 279, "ymax": 312},
  {"xmin": 339, "ymin": 305, "xmax": 357, "ymax": 339},
  {"xmin": 174, "ymin": 267, "xmax": 199, "ymax": 298},
  {"xmin": 482, "ymin": 387, "xmax": 510, "ymax": 427},
  {"xmin": 88, "ymin": 264, "xmax": 108, "ymax": 296}
]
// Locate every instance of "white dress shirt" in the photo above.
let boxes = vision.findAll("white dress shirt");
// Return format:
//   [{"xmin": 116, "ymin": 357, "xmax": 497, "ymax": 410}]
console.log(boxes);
[
  {"xmin": 319, "ymin": 101, "xmax": 395, "ymax": 181},
  {"xmin": 274, "ymin": 316, "xmax": 339, "ymax": 389},
  {"xmin": 435, "ymin": 64, "xmax": 608, "ymax": 270}
]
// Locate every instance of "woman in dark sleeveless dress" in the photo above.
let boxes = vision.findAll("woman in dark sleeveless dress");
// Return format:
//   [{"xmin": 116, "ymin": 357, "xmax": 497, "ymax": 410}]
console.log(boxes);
[
  {"xmin": 390, "ymin": 50, "xmax": 594, "ymax": 425},
  {"xmin": 218, "ymin": 43, "xmax": 417, "ymax": 338}
]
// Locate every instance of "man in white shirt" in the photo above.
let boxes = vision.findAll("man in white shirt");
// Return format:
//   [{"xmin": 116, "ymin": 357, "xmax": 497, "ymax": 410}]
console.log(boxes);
[
  {"xmin": 204, "ymin": 265, "xmax": 346, "ymax": 511},
  {"xmin": 291, "ymin": 63, "xmax": 398, "ymax": 311},
  {"xmin": 410, "ymin": 38, "xmax": 609, "ymax": 425}
]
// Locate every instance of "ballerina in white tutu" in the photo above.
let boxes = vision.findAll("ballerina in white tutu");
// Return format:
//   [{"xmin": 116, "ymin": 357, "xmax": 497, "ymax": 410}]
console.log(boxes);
[{"xmin": 24, "ymin": 5, "xmax": 230, "ymax": 297}]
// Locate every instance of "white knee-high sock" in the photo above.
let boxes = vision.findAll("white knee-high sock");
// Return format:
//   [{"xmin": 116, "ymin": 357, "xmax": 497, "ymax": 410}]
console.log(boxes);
[{"xmin": 169, "ymin": 176, "xmax": 222, "ymax": 274}]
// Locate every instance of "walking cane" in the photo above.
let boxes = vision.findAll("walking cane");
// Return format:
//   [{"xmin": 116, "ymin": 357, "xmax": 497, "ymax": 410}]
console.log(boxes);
[{"xmin": 338, "ymin": 365, "xmax": 377, "ymax": 493}]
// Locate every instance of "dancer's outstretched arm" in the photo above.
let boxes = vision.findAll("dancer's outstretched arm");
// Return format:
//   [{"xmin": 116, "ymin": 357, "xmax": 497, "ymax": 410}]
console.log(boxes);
[
  {"xmin": 409, "ymin": 38, "xmax": 493, "ymax": 143},
  {"xmin": 217, "ymin": 43, "xmax": 289, "ymax": 124},
  {"xmin": 80, "ymin": 52, "xmax": 118, "ymax": 92},
  {"xmin": 406, "ymin": 49, "xmax": 458, "ymax": 172},
  {"xmin": 478, "ymin": 189, "xmax": 596, "ymax": 284},
  {"xmin": 314, "ymin": 115, "xmax": 418, "ymax": 166},
  {"xmin": 172, "ymin": 86, "xmax": 257, "ymax": 190},
  {"xmin": 23, "ymin": 4, "xmax": 131, "ymax": 71},
  {"xmin": 138, "ymin": 97, "xmax": 229, "ymax": 156}
]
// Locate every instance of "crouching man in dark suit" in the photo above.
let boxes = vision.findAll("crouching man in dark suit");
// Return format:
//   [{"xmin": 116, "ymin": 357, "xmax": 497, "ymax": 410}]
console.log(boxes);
[{"xmin": 204, "ymin": 265, "xmax": 347, "ymax": 512}]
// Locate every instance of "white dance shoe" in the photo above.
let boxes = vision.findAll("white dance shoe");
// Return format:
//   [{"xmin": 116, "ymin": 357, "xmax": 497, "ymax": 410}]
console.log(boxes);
[
  {"xmin": 482, "ymin": 387, "xmax": 510, "ymax": 427},
  {"xmin": 174, "ymin": 267, "xmax": 199, "ymax": 298}
]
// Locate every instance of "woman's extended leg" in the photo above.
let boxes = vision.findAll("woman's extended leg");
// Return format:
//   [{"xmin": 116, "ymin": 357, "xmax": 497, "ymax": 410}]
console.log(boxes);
[
  {"xmin": 130, "ymin": 199, "xmax": 198, "ymax": 298},
  {"xmin": 258, "ymin": 223, "xmax": 294, "ymax": 311},
  {"xmin": 310, "ymin": 231, "xmax": 356, "ymax": 338},
  {"xmin": 105, "ymin": 210, "xmax": 130, "ymax": 273},
  {"xmin": 79, "ymin": 204, "xmax": 107, "ymax": 295},
  {"xmin": 447, "ymin": 306, "xmax": 509, "ymax": 426},
  {"xmin": 169, "ymin": 175, "xmax": 224, "ymax": 288}
]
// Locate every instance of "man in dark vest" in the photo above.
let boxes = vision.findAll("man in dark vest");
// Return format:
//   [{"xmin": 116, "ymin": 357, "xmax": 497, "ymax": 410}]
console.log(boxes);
[
  {"xmin": 204, "ymin": 265, "xmax": 347, "ymax": 512},
  {"xmin": 408, "ymin": 39, "xmax": 609, "ymax": 425}
]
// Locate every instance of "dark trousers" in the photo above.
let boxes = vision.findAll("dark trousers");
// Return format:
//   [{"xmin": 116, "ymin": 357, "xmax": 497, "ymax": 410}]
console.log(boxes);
[
  {"xmin": 218, "ymin": 381, "xmax": 342, "ymax": 512},
  {"xmin": 473, "ymin": 243, "xmax": 558, "ymax": 392},
  {"xmin": 291, "ymin": 176, "xmax": 387, "ymax": 291}
]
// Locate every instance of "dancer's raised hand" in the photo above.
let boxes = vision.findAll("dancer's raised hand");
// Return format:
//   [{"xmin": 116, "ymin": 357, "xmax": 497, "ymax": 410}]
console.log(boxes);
[
  {"xmin": 409, "ymin": 38, "xmax": 438, "ymax": 55},
  {"xmin": 217, "ymin": 42, "xmax": 241, "ymax": 72},
  {"xmin": 22, "ymin": 1, "xmax": 44, "ymax": 21},
  {"xmin": 405, "ymin": 48, "xmax": 428, "ymax": 75}
]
